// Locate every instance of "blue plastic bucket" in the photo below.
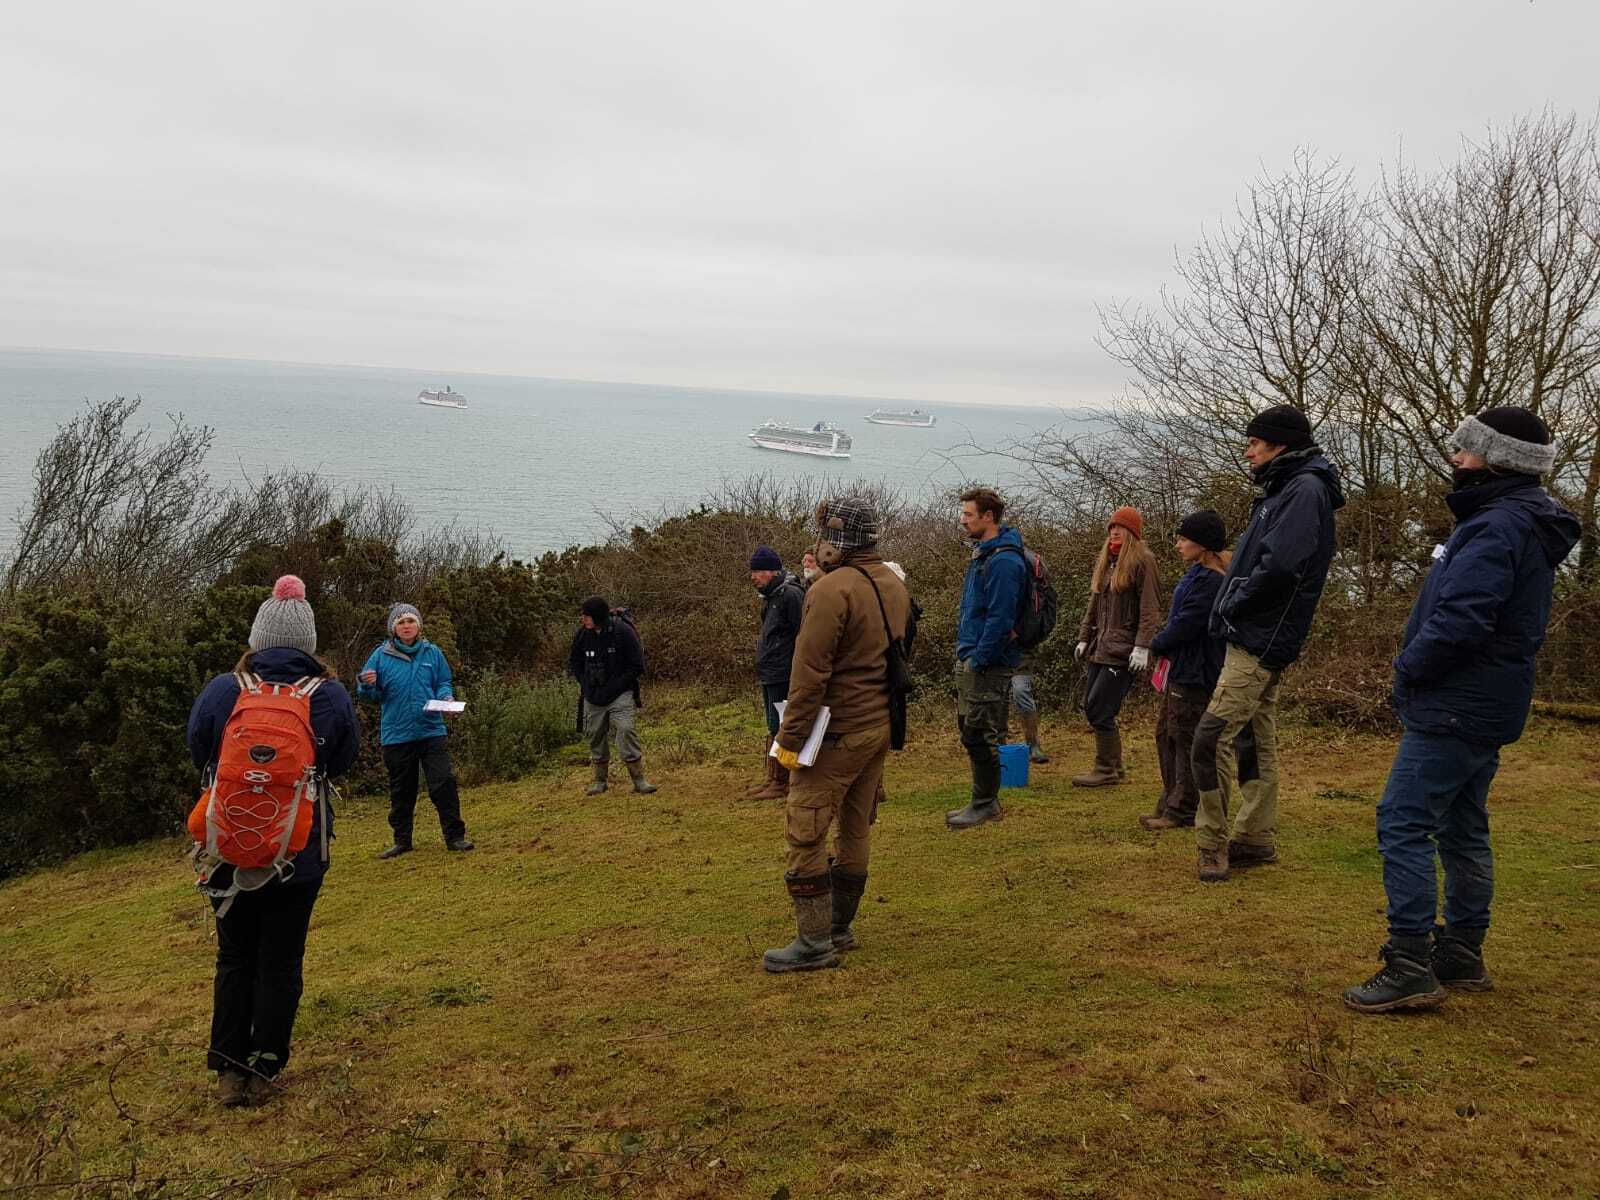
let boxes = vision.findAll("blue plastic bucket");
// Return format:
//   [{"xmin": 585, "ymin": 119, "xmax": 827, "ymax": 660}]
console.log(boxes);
[{"xmin": 998, "ymin": 742, "xmax": 1031, "ymax": 789}]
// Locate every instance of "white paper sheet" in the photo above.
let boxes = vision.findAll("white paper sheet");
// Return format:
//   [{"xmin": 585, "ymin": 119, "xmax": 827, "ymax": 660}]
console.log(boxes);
[
  {"xmin": 769, "ymin": 701, "xmax": 831, "ymax": 767},
  {"xmin": 424, "ymin": 699, "xmax": 466, "ymax": 713}
]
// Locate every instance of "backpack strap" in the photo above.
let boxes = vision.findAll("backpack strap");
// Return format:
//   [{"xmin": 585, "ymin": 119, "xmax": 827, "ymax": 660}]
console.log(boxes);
[
  {"xmin": 234, "ymin": 671, "xmax": 261, "ymax": 693},
  {"xmin": 848, "ymin": 565, "xmax": 901, "ymax": 648}
]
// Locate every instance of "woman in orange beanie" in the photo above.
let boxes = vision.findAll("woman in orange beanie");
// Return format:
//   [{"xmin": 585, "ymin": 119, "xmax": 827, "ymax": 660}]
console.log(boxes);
[{"xmin": 1072, "ymin": 507, "xmax": 1161, "ymax": 787}]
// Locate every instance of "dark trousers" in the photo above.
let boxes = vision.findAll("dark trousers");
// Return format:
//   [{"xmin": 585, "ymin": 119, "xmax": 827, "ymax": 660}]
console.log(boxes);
[
  {"xmin": 383, "ymin": 735, "xmax": 465, "ymax": 845},
  {"xmin": 208, "ymin": 880, "xmax": 321, "ymax": 1077},
  {"xmin": 1155, "ymin": 685, "xmax": 1258, "ymax": 824},
  {"xmin": 761, "ymin": 681, "xmax": 788, "ymax": 737},
  {"xmin": 1083, "ymin": 662, "xmax": 1136, "ymax": 733},
  {"xmin": 1378, "ymin": 730, "xmax": 1498, "ymax": 938}
]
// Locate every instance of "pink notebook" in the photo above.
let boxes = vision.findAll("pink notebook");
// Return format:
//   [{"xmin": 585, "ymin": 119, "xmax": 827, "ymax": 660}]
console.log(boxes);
[{"xmin": 1151, "ymin": 657, "xmax": 1171, "ymax": 693}]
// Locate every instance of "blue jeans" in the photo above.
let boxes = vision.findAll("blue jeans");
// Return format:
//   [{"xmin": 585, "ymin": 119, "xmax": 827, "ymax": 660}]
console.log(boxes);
[
  {"xmin": 1377, "ymin": 730, "xmax": 1499, "ymax": 938},
  {"xmin": 1010, "ymin": 673, "xmax": 1037, "ymax": 714}
]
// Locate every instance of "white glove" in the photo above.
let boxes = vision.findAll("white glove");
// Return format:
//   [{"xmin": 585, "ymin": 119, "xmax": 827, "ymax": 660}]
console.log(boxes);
[
  {"xmin": 1129, "ymin": 646, "xmax": 1151, "ymax": 672},
  {"xmin": 1074, "ymin": 641, "xmax": 1087, "ymax": 662}
]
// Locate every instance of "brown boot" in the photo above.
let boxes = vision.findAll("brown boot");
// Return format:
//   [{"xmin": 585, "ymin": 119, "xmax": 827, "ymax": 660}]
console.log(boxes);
[
  {"xmin": 1197, "ymin": 843, "xmax": 1230, "ymax": 882},
  {"xmin": 752, "ymin": 759, "xmax": 791, "ymax": 801},
  {"xmin": 746, "ymin": 747, "xmax": 778, "ymax": 798},
  {"xmin": 1140, "ymin": 813, "xmax": 1182, "ymax": 830},
  {"xmin": 1071, "ymin": 730, "xmax": 1121, "ymax": 787},
  {"xmin": 1111, "ymin": 728, "xmax": 1127, "ymax": 781}
]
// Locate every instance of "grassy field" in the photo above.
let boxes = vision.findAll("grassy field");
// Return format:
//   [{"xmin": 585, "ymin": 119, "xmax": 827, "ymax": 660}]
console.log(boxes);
[{"xmin": 3, "ymin": 687, "xmax": 1599, "ymax": 1199}]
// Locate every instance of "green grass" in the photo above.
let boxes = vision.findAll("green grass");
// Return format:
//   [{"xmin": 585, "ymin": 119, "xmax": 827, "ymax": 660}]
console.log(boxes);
[{"xmin": 3, "ymin": 687, "xmax": 1599, "ymax": 1198}]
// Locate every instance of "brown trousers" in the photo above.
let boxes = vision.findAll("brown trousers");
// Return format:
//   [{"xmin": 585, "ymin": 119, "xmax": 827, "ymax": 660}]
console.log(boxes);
[
  {"xmin": 784, "ymin": 724, "xmax": 890, "ymax": 877},
  {"xmin": 1154, "ymin": 685, "xmax": 1207, "ymax": 823}
]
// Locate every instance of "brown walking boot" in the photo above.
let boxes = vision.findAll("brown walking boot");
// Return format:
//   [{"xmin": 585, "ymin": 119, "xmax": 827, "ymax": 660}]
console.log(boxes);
[
  {"xmin": 1140, "ymin": 813, "xmax": 1182, "ymax": 831},
  {"xmin": 746, "ymin": 742, "xmax": 777, "ymax": 797},
  {"xmin": 1197, "ymin": 843, "xmax": 1230, "ymax": 882},
  {"xmin": 1227, "ymin": 840, "xmax": 1278, "ymax": 868},
  {"xmin": 1071, "ymin": 730, "xmax": 1121, "ymax": 787},
  {"xmin": 217, "ymin": 1070, "xmax": 249, "ymax": 1108}
]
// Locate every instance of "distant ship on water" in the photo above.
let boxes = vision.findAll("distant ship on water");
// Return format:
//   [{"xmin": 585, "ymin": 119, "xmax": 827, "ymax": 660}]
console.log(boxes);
[
  {"xmin": 418, "ymin": 386, "xmax": 466, "ymax": 410},
  {"xmin": 864, "ymin": 407, "xmax": 935, "ymax": 427},
  {"xmin": 748, "ymin": 420, "xmax": 852, "ymax": 459}
]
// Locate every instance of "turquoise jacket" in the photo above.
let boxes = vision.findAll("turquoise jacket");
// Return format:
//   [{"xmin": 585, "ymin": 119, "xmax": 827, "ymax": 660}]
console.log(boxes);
[{"xmin": 357, "ymin": 638, "xmax": 455, "ymax": 746}]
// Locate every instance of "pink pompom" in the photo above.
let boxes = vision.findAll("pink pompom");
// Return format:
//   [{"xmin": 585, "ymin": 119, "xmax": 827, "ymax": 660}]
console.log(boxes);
[{"xmin": 273, "ymin": 575, "xmax": 307, "ymax": 601}]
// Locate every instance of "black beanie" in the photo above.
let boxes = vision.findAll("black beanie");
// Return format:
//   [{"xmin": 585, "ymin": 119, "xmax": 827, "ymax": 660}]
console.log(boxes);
[
  {"xmin": 1245, "ymin": 405, "xmax": 1313, "ymax": 450},
  {"xmin": 1177, "ymin": 509, "xmax": 1227, "ymax": 552},
  {"xmin": 581, "ymin": 596, "xmax": 610, "ymax": 625}
]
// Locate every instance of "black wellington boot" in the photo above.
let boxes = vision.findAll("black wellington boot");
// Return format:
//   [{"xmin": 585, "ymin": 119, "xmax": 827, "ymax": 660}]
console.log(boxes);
[
  {"xmin": 948, "ymin": 758, "xmax": 1003, "ymax": 826},
  {"xmin": 763, "ymin": 873, "xmax": 842, "ymax": 973},
  {"xmin": 1343, "ymin": 936, "xmax": 1446, "ymax": 1013},
  {"xmin": 830, "ymin": 867, "xmax": 868, "ymax": 951},
  {"xmin": 1432, "ymin": 925, "xmax": 1493, "ymax": 991}
]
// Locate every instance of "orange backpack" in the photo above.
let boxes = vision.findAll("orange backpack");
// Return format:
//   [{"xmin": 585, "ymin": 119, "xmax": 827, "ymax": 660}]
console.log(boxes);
[{"xmin": 188, "ymin": 673, "xmax": 325, "ymax": 901}]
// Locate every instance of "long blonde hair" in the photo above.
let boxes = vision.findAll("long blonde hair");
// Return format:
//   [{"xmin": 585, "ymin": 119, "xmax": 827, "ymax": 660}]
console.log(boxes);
[
  {"xmin": 1198, "ymin": 548, "xmax": 1232, "ymax": 575},
  {"xmin": 1090, "ymin": 532, "xmax": 1155, "ymax": 593}
]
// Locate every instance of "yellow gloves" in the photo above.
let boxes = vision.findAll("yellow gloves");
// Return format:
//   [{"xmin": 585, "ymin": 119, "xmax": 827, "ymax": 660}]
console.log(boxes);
[{"xmin": 773, "ymin": 745, "xmax": 802, "ymax": 771}]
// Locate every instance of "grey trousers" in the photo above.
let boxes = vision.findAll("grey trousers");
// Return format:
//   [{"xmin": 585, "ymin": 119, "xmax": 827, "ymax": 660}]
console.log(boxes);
[{"xmin": 584, "ymin": 694, "xmax": 643, "ymax": 764}]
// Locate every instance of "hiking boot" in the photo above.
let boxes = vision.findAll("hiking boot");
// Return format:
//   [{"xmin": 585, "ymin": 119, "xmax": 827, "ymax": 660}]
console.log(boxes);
[
  {"xmin": 752, "ymin": 761, "xmax": 790, "ymax": 802},
  {"xmin": 1072, "ymin": 730, "xmax": 1121, "ymax": 787},
  {"xmin": 1197, "ymin": 843, "xmax": 1230, "ymax": 882},
  {"xmin": 1227, "ymin": 840, "xmax": 1278, "ymax": 868},
  {"xmin": 217, "ymin": 1070, "xmax": 249, "ymax": 1107},
  {"xmin": 446, "ymin": 836, "xmax": 475, "ymax": 852},
  {"xmin": 946, "ymin": 798, "xmax": 1003, "ymax": 830},
  {"xmin": 1343, "ymin": 938, "xmax": 1446, "ymax": 1013},
  {"xmin": 377, "ymin": 842, "xmax": 412, "ymax": 861},
  {"xmin": 585, "ymin": 762, "xmax": 608, "ymax": 796},
  {"xmin": 1140, "ymin": 813, "xmax": 1184, "ymax": 831},
  {"xmin": 243, "ymin": 1073, "xmax": 279, "ymax": 1107},
  {"xmin": 625, "ymin": 759, "xmax": 657, "ymax": 795},
  {"xmin": 1020, "ymin": 712, "xmax": 1050, "ymax": 764},
  {"xmin": 746, "ymin": 745, "xmax": 778, "ymax": 798},
  {"xmin": 1432, "ymin": 926, "xmax": 1494, "ymax": 991},
  {"xmin": 763, "ymin": 875, "xmax": 842, "ymax": 973},
  {"xmin": 830, "ymin": 867, "xmax": 867, "ymax": 952}
]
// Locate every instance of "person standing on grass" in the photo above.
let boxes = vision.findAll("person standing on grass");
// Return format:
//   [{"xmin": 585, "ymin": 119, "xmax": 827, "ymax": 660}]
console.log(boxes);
[
  {"xmin": 747, "ymin": 545, "xmax": 805, "ymax": 801},
  {"xmin": 946, "ymin": 487, "xmax": 1027, "ymax": 830},
  {"xmin": 764, "ymin": 496, "xmax": 910, "ymax": 972},
  {"xmin": 1071, "ymin": 506, "xmax": 1160, "ymax": 788},
  {"xmin": 1141, "ymin": 510, "xmax": 1248, "ymax": 831},
  {"xmin": 1344, "ymin": 407, "xmax": 1578, "ymax": 1014},
  {"xmin": 1193, "ymin": 405, "xmax": 1344, "ymax": 883},
  {"xmin": 188, "ymin": 575, "xmax": 359, "ymax": 1107},
  {"xmin": 568, "ymin": 596, "xmax": 657, "ymax": 796},
  {"xmin": 360, "ymin": 604, "xmax": 475, "ymax": 858}
]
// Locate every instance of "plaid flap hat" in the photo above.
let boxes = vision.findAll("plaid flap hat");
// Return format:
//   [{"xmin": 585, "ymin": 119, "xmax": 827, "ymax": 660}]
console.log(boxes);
[{"xmin": 814, "ymin": 495, "xmax": 881, "ymax": 551}]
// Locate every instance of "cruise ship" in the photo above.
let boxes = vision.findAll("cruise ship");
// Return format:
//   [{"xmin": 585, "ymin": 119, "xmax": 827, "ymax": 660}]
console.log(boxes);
[
  {"xmin": 865, "ymin": 407, "xmax": 936, "ymax": 427},
  {"xmin": 418, "ymin": 386, "xmax": 466, "ymax": 410},
  {"xmin": 748, "ymin": 420, "xmax": 852, "ymax": 459}
]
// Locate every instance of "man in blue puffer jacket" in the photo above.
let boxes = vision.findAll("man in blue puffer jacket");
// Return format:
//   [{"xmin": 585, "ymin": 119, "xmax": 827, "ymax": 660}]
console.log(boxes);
[
  {"xmin": 947, "ymin": 487, "xmax": 1027, "ymax": 830},
  {"xmin": 359, "ymin": 603, "xmax": 474, "ymax": 858},
  {"xmin": 1345, "ymin": 407, "xmax": 1580, "ymax": 1014}
]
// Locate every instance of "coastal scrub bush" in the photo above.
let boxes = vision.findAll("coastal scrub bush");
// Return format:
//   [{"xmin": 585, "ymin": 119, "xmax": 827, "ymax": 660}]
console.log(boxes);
[{"xmin": 447, "ymin": 672, "xmax": 580, "ymax": 784}]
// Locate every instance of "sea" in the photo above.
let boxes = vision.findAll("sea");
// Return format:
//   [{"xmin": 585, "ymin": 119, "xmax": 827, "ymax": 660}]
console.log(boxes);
[{"xmin": 0, "ymin": 348, "xmax": 1090, "ymax": 558}]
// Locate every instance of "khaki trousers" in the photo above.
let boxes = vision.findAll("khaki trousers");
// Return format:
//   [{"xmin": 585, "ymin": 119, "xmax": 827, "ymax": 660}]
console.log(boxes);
[
  {"xmin": 784, "ymin": 724, "xmax": 890, "ymax": 877},
  {"xmin": 1192, "ymin": 645, "xmax": 1281, "ymax": 851}
]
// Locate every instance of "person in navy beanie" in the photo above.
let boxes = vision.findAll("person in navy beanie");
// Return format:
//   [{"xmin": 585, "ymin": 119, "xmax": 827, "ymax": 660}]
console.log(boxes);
[
  {"xmin": 1345, "ymin": 407, "xmax": 1578, "ymax": 1013},
  {"xmin": 747, "ymin": 545, "xmax": 805, "ymax": 800},
  {"xmin": 187, "ymin": 575, "xmax": 360, "ymax": 1106}
]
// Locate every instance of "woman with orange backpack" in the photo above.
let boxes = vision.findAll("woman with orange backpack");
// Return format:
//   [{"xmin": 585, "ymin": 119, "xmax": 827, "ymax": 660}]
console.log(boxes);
[{"xmin": 186, "ymin": 576, "xmax": 359, "ymax": 1108}]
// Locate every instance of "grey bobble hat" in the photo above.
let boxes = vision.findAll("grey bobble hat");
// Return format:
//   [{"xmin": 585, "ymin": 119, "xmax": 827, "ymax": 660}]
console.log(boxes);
[
  {"xmin": 248, "ymin": 575, "xmax": 318, "ymax": 655},
  {"xmin": 1451, "ymin": 407, "xmax": 1556, "ymax": 475},
  {"xmin": 387, "ymin": 602, "xmax": 422, "ymax": 634}
]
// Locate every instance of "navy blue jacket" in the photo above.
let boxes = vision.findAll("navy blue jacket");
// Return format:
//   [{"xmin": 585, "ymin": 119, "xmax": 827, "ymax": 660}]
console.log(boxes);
[
  {"xmin": 187, "ymin": 647, "xmax": 361, "ymax": 886},
  {"xmin": 956, "ymin": 526, "xmax": 1027, "ymax": 671},
  {"xmin": 357, "ymin": 638, "xmax": 455, "ymax": 746},
  {"xmin": 568, "ymin": 617, "xmax": 645, "ymax": 707},
  {"xmin": 1211, "ymin": 449, "xmax": 1345, "ymax": 670},
  {"xmin": 755, "ymin": 572, "xmax": 805, "ymax": 686},
  {"xmin": 1151, "ymin": 562, "xmax": 1227, "ymax": 693},
  {"xmin": 1393, "ymin": 476, "xmax": 1579, "ymax": 746}
]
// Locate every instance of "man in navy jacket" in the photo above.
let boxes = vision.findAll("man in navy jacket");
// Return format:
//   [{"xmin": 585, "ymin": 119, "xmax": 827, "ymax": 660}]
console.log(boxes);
[{"xmin": 1345, "ymin": 407, "xmax": 1579, "ymax": 1014}]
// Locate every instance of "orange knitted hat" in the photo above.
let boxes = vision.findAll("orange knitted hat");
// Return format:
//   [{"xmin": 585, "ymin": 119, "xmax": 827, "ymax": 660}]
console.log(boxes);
[{"xmin": 1107, "ymin": 506, "xmax": 1143, "ymax": 539}]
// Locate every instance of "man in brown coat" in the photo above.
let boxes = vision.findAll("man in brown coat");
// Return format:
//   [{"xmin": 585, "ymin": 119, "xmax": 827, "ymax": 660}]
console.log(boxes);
[{"xmin": 763, "ymin": 495, "xmax": 911, "ymax": 973}]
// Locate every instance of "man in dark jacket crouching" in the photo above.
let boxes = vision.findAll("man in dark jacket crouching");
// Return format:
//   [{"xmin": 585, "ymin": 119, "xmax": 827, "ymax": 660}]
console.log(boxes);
[
  {"xmin": 1345, "ymin": 407, "xmax": 1579, "ymax": 1014},
  {"xmin": 763, "ymin": 496, "xmax": 910, "ymax": 973}
]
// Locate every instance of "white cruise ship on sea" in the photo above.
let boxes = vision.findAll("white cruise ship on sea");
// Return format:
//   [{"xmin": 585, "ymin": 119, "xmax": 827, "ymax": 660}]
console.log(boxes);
[
  {"xmin": 864, "ymin": 407, "xmax": 935, "ymax": 427},
  {"xmin": 748, "ymin": 420, "xmax": 852, "ymax": 459},
  {"xmin": 418, "ymin": 386, "xmax": 466, "ymax": 410}
]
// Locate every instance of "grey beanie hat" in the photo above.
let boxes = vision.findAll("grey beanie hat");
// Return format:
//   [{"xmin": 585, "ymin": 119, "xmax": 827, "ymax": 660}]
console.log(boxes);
[
  {"xmin": 387, "ymin": 602, "xmax": 422, "ymax": 635},
  {"xmin": 1450, "ymin": 407, "xmax": 1556, "ymax": 475},
  {"xmin": 248, "ymin": 575, "xmax": 318, "ymax": 655}
]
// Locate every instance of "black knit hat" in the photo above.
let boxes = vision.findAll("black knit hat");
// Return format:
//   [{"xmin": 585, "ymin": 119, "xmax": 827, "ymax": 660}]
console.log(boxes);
[
  {"xmin": 1177, "ymin": 509, "xmax": 1227, "ymax": 552},
  {"xmin": 1245, "ymin": 405, "xmax": 1313, "ymax": 450},
  {"xmin": 580, "ymin": 596, "xmax": 610, "ymax": 625},
  {"xmin": 1451, "ymin": 406, "xmax": 1555, "ymax": 475},
  {"xmin": 748, "ymin": 545, "xmax": 782, "ymax": 571}
]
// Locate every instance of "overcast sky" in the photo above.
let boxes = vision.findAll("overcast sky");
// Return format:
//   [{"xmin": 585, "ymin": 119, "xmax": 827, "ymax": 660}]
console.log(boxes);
[{"xmin": 4, "ymin": 1, "xmax": 1598, "ymax": 407}]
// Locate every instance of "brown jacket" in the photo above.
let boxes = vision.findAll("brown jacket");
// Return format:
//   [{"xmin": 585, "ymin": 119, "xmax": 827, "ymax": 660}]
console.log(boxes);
[
  {"xmin": 1077, "ymin": 554, "xmax": 1161, "ymax": 666},
  {"xmin": 777, "ymin": 550, "xmax": 911, "ymax": 749}
]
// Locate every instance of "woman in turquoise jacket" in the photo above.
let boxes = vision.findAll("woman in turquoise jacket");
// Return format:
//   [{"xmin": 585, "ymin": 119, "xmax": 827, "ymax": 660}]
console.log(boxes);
[{"xmin": 358, "ymin": 602, "xmax": 475, "ymax": 858}]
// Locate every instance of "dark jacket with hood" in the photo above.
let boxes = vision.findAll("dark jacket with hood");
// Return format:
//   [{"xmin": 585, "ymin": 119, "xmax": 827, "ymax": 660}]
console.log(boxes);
[
  {"xmin": 755, "ymin": 571, "xmax": 805, "ymax": 686},
  {"xmin": 568, "ymin": 614, "xmax": 645, "ymax": 707},
  {"xmin": 957, "ymin": 525, "xmax": 1027, "ymax": 671},
  {"xmin": 1393, "ymin": 475, "xmax": 1579, "ymax": 746},
  {"xmin": 1210, "ymin": 447, "xmax": 1346, "ymax": 670},
  {"xmin": 187, "ymin": 647, "xmax": 361, "ymax": 887},
  {"xmin": 1150, "ymin": 561, "xmax": 1228, "ymax": 692}
]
